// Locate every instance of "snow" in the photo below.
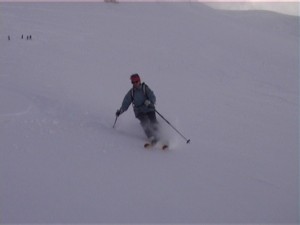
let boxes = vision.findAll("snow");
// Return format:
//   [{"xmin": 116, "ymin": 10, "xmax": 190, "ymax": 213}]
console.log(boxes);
[
  {"xmin": 204, "ymin": 2, "xmax": 299, "ymax": 17},
  {"xmin": 0, "ymin": 2, "xmax": 299, "ymax": 224}
]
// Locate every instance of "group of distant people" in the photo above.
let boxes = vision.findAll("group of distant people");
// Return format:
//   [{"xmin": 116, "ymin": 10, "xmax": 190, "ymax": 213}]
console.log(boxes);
[{"xmin": 8, "ymin": 34, "xmax": 32, "ymax": 41}]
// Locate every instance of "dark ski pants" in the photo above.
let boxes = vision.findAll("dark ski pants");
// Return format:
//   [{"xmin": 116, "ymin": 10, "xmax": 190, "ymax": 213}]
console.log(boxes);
[{"xmin": 136, "ymin": 111, "xmax": 159, "ymax": 140}]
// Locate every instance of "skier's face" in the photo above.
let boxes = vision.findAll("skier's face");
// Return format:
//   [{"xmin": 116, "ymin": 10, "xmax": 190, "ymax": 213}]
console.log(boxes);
[{"xmin": 131, "ymin": 80, "xmax": 140, "ymax": 87}]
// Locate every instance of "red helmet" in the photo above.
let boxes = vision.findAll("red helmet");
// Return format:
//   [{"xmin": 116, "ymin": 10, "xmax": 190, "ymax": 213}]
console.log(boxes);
[{"xmin": 130, "ymin": 73, "xmax": 140, "ymax": 83}]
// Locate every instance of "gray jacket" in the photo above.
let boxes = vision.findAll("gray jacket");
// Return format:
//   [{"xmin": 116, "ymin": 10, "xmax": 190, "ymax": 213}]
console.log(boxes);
[{"xmin": 120, "ymin": 83, "xmax": 156, "ymax": 117}]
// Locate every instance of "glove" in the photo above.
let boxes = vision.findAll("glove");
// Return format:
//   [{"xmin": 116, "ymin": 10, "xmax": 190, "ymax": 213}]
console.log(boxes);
[
  {"xmin": 144, "ymin": 100, "xmax": 154, "ymax": 108},
  {"xmin": 144, "ymin": 100, "xmax": 151, "ymax": 106},
  {"xmin": 116, "ymin": 109, "xmax": 122, "ymax": 117}
]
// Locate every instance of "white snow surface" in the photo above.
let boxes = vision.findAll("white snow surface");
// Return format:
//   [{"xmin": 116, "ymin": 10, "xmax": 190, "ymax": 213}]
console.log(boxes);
[
  {"xmin": 204, "ymin": 2, "xmax": 299, "ymax": 17},
  {"xmin": 0, "ymin": 2, "xmax": 299, "ymax": 224}
]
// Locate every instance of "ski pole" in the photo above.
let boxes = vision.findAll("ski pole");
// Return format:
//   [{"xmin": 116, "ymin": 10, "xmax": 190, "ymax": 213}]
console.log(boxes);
[
  {"xmin": 155, "ymin": 109, "xmax": 190, "ymax": 144},
  {"xmin": 113, "ymin": 116, "xmax": 118, "ymax": 128}
]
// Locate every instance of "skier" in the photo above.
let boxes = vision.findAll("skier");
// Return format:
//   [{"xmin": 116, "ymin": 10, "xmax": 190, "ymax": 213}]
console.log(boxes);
[{"xmin": 116, "ymin": 73, "xmax": 160, "ymax": 145}]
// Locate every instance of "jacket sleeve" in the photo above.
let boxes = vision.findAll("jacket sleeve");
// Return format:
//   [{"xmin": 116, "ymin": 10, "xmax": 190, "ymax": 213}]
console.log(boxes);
[
  {"xmin": 146, "ymin": 85, "xmax": 156, "ymax": 105},
  {"xmin": 120, "ymin": 90, "xmax": 133, "ymax": 112}
]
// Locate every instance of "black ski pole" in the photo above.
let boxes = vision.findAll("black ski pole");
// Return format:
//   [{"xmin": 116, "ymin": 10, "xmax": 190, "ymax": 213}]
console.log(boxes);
[
  {"xmin": 113, "ymin": 116, "xmax": 118, "ymax": 128},
  {"xmin": 155, "ymin": 109, "xmax": 190, "ymax": 144}
]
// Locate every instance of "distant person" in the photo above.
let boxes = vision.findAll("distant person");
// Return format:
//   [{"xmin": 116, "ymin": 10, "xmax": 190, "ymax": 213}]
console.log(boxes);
[{"xmin": 116, "ymin": 73, "xmax": 159, "ymax": 146}]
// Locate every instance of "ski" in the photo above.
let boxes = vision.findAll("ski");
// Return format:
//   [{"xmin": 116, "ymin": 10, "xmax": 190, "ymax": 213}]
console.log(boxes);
[
  {"xmin": 161, "ymin": 144, "xmax": 168, "ymax": 150},
  {"xmin": 144, "ymin": 142, "xmax": 154, "ymax": 149},
  {"xmin": 144, "ymin": 142, "xmax": 169, "ymax": 150}
]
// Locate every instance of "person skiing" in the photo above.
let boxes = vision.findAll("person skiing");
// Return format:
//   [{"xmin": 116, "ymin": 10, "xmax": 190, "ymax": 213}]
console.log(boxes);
[{"xmin": 116, "ymin": 73, "xmax": 159, "ymax": 145}]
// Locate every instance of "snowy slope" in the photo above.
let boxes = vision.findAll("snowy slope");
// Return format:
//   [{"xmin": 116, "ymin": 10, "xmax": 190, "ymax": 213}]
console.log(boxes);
[
  {"xmin": 0, "ymin": 2, "xmax": 298, "ymax": 223},
  {"xmin": 204, "ymin": 2, "xmax": 299, "ymax": 17}
]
